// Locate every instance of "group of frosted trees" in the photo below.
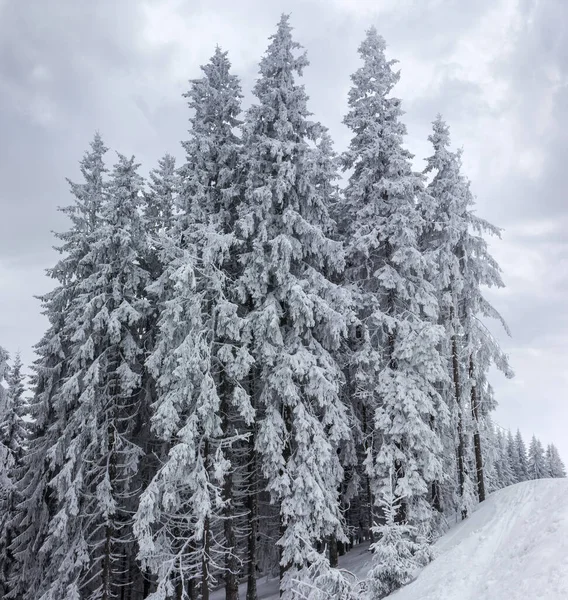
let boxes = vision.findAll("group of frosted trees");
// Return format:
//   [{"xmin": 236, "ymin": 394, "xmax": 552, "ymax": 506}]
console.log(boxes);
[
  {"xmin": 0, "ymin": 15, "xmax": 566, "ymax": 600},
  {"xmin": 485, "ymin": 427, "xmax": 566, "ymax": 488}
]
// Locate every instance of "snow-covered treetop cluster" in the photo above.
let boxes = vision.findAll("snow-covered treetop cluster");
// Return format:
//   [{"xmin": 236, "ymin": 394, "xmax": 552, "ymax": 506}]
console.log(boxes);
[{"xmin": 0, "ymin": 14, "xmax": 565, "ymax": 600}]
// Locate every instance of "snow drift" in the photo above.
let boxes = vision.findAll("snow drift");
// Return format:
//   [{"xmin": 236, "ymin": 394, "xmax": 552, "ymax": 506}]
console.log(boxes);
[{"xmin": 393, "ymin": 478, "xmax": 568, "ymax": 600}]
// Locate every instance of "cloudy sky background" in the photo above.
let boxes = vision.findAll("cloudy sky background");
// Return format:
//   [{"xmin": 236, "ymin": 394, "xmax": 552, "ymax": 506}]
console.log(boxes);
[{"xmin": 1, "ymin": 0, "xmax": 566, "ymax": 459}]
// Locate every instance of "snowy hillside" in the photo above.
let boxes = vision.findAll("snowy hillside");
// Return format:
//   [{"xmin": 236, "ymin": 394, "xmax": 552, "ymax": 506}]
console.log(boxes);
[
  {"xmin": 211, "ymin": 479, "xmax": 568, "ymax": 599},
  {"xmin": 393, "ymin": 478, "xmax": 568, "ymax": 600}
]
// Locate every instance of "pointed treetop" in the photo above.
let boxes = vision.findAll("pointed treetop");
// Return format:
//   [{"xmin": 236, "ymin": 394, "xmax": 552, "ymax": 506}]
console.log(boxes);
[
  {"xmin": 349, "ymin": 26, "xmax": 399, "ymax": 99},
  {"xmin": 360, "ymin": 26, "xmax": 387, "ymax": 57},
  {"xmin": 183, "ymin": 45, "xmax": 242, "ymax": 140},
  {"xmin": 429, "ymin": 114, "xmax": 452, "ymax": 152},
  {"xmin": 8, "ymin": 351, "xmax": 24, "ymax": 388},
  {"xmin": 62, "ymin": 131, "xmax": 109, "ymax": 234},
  {"xmin": 90, "ymin": 130, "xmax": 107, "ymax": 154},
  {"xmin": 78, "ymin": 131, "xmax": 108, "ymax": 181},
  {"xmin": 257, "ymin": 13, "xmax": 308, "ymax": 85},
  {"xmin": 0, "ymin": 345, "xmax": 8, "ymax": 382}
]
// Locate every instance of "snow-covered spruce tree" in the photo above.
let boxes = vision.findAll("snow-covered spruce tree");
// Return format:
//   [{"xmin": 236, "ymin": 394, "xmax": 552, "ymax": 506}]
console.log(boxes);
[
  {"xmin": 7, "ymin": 134, "xmax": 109, "ymax": 600},
  {"xmin": 363, "ymin": 477, "xmax": 421, "ymax": 600},
  {"xmin": 145, "ymin": 153, "xmax": 177, "ymax": 237},
  {"xmin": 495, "ymin": 428, "xmax": 516, "ymax": 488},
  {"xmin": 528, "ymin": 435, "xmax": 547, "ymax": 479},
  {"xmin": 514, "ymin": 430, "xmax": 529, "ymax": 482},
  {"xmin": 506, "ymin": 430, "xmax": 520, "ymax": 485},
  {"xmin": 235, "ymin": 15, "xmax": 355, "ymax": 598},
  {"xmin": 423, "ymin": 115, "xmax": 512, "ymax": 514},
  {"xmin": 340, "ymin": 28, "xmax": 447, "ymax": 577},
  {"xmin": 480, "ymin": 419, "xmax": 504, "ymax": 494},
  {"xmin": 36, "ymin": 153, "xmax": 151, "ymax": 600},
  {"xmin": 422, "ymin": 117, "xmax": 475, "ymax": 519},
  {"xmin": 545, "ymin": 444, "xmax": 567, "ymax": 478},
  {"xmin": 0, "ymin": 352, "xmax": 28, "ymax": 596},
  {"xmin": 135, "ymin": 47, "xmax": 253, "ymax": 600},
  {"xmin": 0, "ymin": 346, "xmax": 13, "ymax": 597}
]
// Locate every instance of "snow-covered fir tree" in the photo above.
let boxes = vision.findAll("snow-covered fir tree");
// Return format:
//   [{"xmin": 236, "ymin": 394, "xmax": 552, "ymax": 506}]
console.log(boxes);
[
  {"xmin": 514, "ymin": 430, "xmax": 529, "ymax": 482},
  {"xmin": 236, "ymin": 15, "xmax": 354, "ymax": 598},
  {"xmin": 144, "ymin": 153, "xmax": 177, "ymax": 237},
  {"xmin": 493, "ymin": 427, "xmax": 516, "ymax": 489},
  {"xmin": 0, "ymin": 351, "xmax": 28, "ymax": 596},
  {"xmin": 7, "ymin": 134, "xmax": 110, "ymax": 600},
  {"xmin": 0, "ymin": 346, "xmax": 16, "ymax": 597},
  {"xmin": 423, "ymin": 115, "xmax": 512, "ymax": 516},
  {"xmin": 545, "ymin": 444, "xmax": 566, "ymax": 478},
  {"xmin": 528, "ymin": 435, "xmax": 547, "ymax": 480},
  {"xmin": 364, "ymin": 480, "xmax": 422, "ymax": 599},
  {"xmin": 340, "ymin": 30, "xmax": 447, "ymax": 590},
  {"xmin": 506, "ymin": 430, "xmax": 520, "ymax": 485},
  {"xmin": 32, "ymin": 152, "xmax": 150, "ymax": 600},
  {"xmin": 135, "ymin": 47, "xmax": 252, "ymax": 600}
]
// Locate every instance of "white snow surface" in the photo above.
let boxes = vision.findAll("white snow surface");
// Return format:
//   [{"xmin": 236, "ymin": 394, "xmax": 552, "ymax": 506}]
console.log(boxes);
[
  {"xmin": 212, "ymin": 479, "xmax": 568, "ymax": 599},
  {"xmin": 394, "ymin": 478, "xmax": 568, "ymax": 600}
]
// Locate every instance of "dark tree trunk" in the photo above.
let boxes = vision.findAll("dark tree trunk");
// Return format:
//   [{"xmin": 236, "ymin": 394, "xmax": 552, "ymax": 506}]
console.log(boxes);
[
  {"xmin": 189, "ymin": 576, "xmax": 199, "ymax": 600},
  {"xmin": 220, "ymin": 385, "xmax": 240, "ymax": 600},
  {"xmin": 451, "ymin": 311, "xmax": 468, "ymax": 519},
  {"xmin": 246, "ymin": 370, "xmax": 258, "ymax": 600},
  {"xmin": 329, "ymin": 535, "xmax": 339, "ymax": 568},
  {"xmin": 201, "ymin": 514, "xmax": 210, "ymax": 600},
  {"xmin": 201, "ymin": 439, "xmax": 211, "ymax": 600},
  {"xmin": 279, "ymin": 405, "xmax": 292, "ymax": 597},
  {"xmin": 361, "ymin": 403, "xmax": 375, "ymax": 542},
  {"xmin": 470, "ymin": 356, "xmax": 486, "ymax": 502},
  {"xmin": 224, "ymin": 471, "xmax": 240, "ymax": 600},
  {"xmin": 102, "ymin": 351, "xmax": 119, "ymax": 600},
  {"xmin": 387, "ymin": 302, "xmax": 406, "ymax": 525},
  {"xmin": 431, "ymin": 480, "xmax": 442, "ymax": 513}
]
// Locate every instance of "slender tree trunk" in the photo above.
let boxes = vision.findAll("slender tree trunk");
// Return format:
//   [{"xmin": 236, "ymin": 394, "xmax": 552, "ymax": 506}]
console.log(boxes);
[
  {"xmin": 202, "ymin": 513, "xmax": 211, "ymax": 600},
  {"xmin": 450, "ymin": 304, "xmax": 468, "ymax": 519},
  {"xmin": 279, "ymin": 405, "xmax": 292, "ymax": 597},
  {"xmin": 119, "ymin": 552, "xmax": 127, "ymax": 600},
  {"xmin": 223, "ymin": 426, "xmax": 240, "ymax": 599},
  {"xmin": 329, "ymin": 536, "xmax": 339, "ymax": 568},
  {"xmin": 361, "ymin": 403, "xmax": 375, "ymax": 542},
  {"xmin": 470, "ymin": 356, "xmax": 486, "ymax": 502},
  {"xmin": 246, "ymin": 370, "xmax": 258, "ymax": 600},
  {"xmin": 103, "ymin": 352, "xmax": 119, "ymax": 600},
  {"xmin": 175, "ymin": 578, "xmax": 184, "ymax": 600},
  {"xmin": 143, "ymin": 570, "xmax": 152, "ymax": 598},
  {"xmin": 189, "ymin": 575, "xmax": 199, "ymax": 600},
  {"xmin": 387, "ymin": 301, "xmax": 406, "ymax": 524},
  {"xmin": 200, "ymin": 437, "xmax": 211, "ymax": 600}
]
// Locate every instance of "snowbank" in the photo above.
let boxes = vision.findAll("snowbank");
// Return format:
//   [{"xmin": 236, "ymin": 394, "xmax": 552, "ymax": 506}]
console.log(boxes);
[{"xmin": 393, "ymin": 478, "xmax": 568, "ymax": 600}]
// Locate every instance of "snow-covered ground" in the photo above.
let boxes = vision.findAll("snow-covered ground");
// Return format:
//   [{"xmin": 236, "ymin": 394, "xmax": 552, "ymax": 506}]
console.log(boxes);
[
  {"xmin": 212, "ymin": 478, "xmax": 568, "ymax": 599},
  {"xmin": 394, "ymin": 478, "xmax": 568, "ymax": 600},
  {"xmin": 210, "ymin": 541, "xmax": 374, "ymax": 599}
]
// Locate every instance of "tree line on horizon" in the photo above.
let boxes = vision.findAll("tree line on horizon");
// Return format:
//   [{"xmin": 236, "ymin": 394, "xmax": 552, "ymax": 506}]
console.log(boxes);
[{"xmin": 0, "ymin": 13, "xmax": 565, "ymax": 600}]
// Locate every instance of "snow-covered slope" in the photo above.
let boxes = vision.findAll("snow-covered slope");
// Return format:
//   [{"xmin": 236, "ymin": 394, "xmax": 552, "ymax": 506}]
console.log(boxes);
[
  {"xmin": 393, "ymin": 478, "xmax": 568, "ymax": 600},
  {"xmin": 212, "ymin": 479, "xmax": 568, "ymax": 599}
]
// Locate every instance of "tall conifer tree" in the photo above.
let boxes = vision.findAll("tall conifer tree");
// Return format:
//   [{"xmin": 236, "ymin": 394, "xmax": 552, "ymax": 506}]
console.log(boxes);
[
  {"xmin": 34, "ymin": 152, "xmax": 150, "ymax": 600},
  {"xmin": 340, "ymin": 32, "xmax": 447, "ymax": 595},
  {"xmin": 236, "ymin": 15, "xmax": 354, "ymax": 598},
  {"xmin": 528, "ymin": 435, "xmax": 547, "ymax": 480},
  {"xmin": 135, "ymin": 47, "xmax": 251, "ymax": 600},
  {"xmin": 424, "ymin": 116, "xmax": 512, "ymax": 514},
  {"xmin": 8, "ymin": 134, "xmax": 110, "ymax": 600}
]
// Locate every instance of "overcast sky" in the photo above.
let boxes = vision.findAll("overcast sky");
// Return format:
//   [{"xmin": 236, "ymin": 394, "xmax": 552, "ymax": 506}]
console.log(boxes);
[{"xmin": 0, "ymin": 0, "xmax": 566, "ymax": 459}]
